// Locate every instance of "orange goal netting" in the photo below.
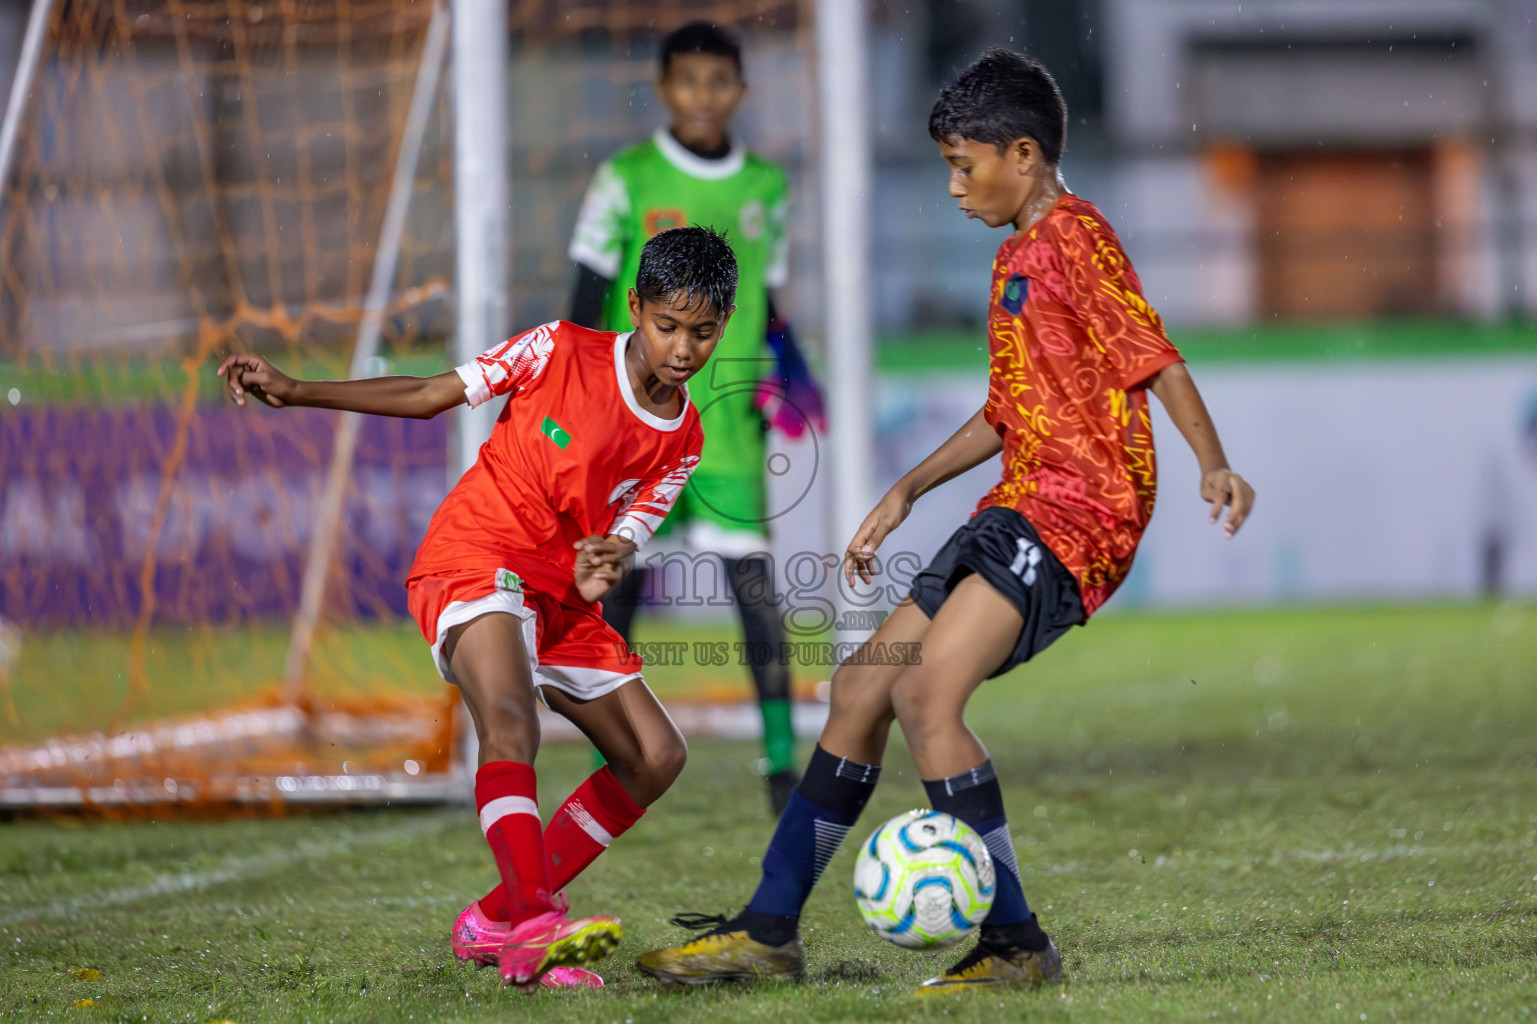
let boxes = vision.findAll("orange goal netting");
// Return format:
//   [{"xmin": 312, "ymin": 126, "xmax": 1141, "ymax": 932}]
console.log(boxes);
[
  {"xmin": 0, "ymin": 0, "xmax": 811, "ymax": 812},
  {"xmin": 1, "ymin": 0, "xmax": 456, "ymax": 811}
]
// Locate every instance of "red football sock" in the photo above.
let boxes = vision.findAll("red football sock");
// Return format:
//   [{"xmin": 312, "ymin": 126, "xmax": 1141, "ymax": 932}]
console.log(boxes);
[
  {"xmin": 474, "ymin": 761, "xmax": 552, "ymax": 925},
  {"xmin": 545, "ymin": 766, "xmax": 646, "ymax": 892},
  {"xmin": 479, "ymin": 766, "xmax": 646, "ymax": 918}
]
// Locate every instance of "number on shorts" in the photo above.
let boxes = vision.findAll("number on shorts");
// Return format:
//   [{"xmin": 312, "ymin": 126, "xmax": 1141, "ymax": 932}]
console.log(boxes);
[{"xmin": 1009, "ymin": 537, "xmax": 1042, "ymax": 586}]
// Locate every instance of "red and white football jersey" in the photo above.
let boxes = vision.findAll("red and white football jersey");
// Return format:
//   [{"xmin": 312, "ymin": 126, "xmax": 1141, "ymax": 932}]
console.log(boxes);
[{"xmin": 407, "ymin": 321, "xmax": 703, "ymax": 604}]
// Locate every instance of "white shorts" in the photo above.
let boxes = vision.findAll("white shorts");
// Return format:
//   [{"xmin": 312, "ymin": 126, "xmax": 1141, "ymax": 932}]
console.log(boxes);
[{"xmin": 417, "ymin": 582, "xmax": 642, "ymax": 703}]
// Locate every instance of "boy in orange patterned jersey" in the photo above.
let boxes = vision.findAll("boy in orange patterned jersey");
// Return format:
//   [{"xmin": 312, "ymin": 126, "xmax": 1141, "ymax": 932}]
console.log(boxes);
[{"xmin": 636, "ymin": 50, "xmax": 1253, "ymax": 994}]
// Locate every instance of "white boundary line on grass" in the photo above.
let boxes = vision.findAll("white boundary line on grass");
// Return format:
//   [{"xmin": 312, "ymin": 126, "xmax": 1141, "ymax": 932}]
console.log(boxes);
[{"xmin": 0, "ymin": 816, "xmax": 453, "ymax": 925}]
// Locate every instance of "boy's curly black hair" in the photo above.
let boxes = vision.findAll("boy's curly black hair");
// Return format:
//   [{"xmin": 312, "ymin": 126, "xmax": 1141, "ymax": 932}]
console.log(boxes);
[
  {"xmin": 635, "ymin": 225, "xmax": 738, "ymax": 316},
  {"xmin": 660, "ymin": 21, "xmax": 742, "ymax": 76},
  {"xmin": 928, "ymin": 48, "xmax": 1068, "ymax": 165}
]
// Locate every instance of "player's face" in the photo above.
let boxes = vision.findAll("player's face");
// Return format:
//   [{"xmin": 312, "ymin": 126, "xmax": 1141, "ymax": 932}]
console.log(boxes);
[
  {"xmin": 627, "ymin": 288, "xmax": 733, "ymax": 388},
  {"xmin": 939, "ymin": 136, "xmax": 1036, "ymax": 229},
  {"xmin": 656, "ymin": 53, "xmax": 745, "ymax": 152}
]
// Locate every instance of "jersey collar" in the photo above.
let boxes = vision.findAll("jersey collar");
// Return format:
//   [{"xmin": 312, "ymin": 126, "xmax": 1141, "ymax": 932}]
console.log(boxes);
[
  {"xmin": 614, "ymin": 331, "xmax": 691, "ymax": 432},
  {"xmin": 651, "ymin": 127, "xmax": 746, "ymax": 181}
]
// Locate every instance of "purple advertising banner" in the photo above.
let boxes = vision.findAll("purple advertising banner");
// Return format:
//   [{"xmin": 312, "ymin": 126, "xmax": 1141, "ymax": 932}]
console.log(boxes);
[{"xmin": 1, "ymin": 403, "xmax": 449, "ymax": 627}]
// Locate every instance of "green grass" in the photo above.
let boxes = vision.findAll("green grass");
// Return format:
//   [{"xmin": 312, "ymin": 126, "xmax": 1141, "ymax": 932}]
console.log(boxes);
[
  {"xmin": 1, "ymin": 621, "xmax": 440, "ymax": 746},
  {"xmin": 1, "ymin": 618, "xmax": 825, "ymax": 746},
  {"xmin": 2, "ymin": 601, "xmax": 1537, "ymax": 1022},
  {"xmin": 7, "ymin": 320, "xmax": 1536, "ymax": 406},
  {"xmin": 879, "ymin": 319, "xmax": 1537, "ymax": 374},
  {"xmin": 0, "ymin": 347, "xmax": 453, "ymax": 407}
]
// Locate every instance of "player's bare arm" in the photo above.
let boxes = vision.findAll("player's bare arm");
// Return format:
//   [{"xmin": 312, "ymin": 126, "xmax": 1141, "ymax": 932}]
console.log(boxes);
[
  {"xmin": 845, "ymin": 406, "xmax": 1003, "ymax": 585},
  {"xmin": 1146, "ymin": 361, "xmax": 1255, "ymax": 537},
  {"xmin": 573, "ymin": 535, "xmax": 638, "ymax": 603},
  {"xmin": 216, "ymin": 353, "xmax": 466, "ymax": 420}
]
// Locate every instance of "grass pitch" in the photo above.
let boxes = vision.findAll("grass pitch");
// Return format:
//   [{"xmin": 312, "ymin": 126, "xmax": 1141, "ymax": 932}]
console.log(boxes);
[{"xmin": 2, "ymin": 601, "xmax": 1535, "ymax": 1023}]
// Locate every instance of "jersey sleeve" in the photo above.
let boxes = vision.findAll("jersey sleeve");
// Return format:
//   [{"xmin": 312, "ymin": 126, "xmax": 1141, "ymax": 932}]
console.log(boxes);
[
  {"xmin": 607, "ymin": 453, "xmax": 701, "ymax": 548},
  {"xmin": 568, "ymin": 159, "xmax": 631, "ymax": 280},
  {"xmin": 1061, "ymin": 218, "xmax": 1183, "ymax": 389},
  {"xmin": 454, "ymin": 321, "xmax": 560, "ymax": 409},
  {"xmin": 764, "ymin": 168, "xmax": 791, "ymax": 291}
]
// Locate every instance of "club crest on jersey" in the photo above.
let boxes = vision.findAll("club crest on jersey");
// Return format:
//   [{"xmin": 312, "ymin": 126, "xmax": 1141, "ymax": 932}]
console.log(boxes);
[
  {"xmin": 541, "ymin": 416, "xmax": 572, "ymax": 449},
  {"xmin": 1000, "ymin": 274, "xmax": 1029, "ymax": 316},
  {"xmin": 608, "ymin": 478, "xmax": 642, "ymax": 507},
  {"xmin": 644, "ymin": 208, "xmax": 687, "ymax": 236},
  {"xmin": 494, "ymin": 568, "xmax": 524, "ymax": 593}
]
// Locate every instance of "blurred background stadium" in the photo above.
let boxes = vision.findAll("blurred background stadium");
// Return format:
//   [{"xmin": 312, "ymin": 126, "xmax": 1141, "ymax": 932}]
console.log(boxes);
[{"xmin": 0, "ymin": 0, "xmax": 1534, "ymax": 809}]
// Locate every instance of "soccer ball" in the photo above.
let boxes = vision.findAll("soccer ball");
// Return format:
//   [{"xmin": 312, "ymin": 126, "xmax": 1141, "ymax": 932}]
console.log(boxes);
[{"xmin": 853, "ymin": 809, "xmax": 995, "ymax": 949}]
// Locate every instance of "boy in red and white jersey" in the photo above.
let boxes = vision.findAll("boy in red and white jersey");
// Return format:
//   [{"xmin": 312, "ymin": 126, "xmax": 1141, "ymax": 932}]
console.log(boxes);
[{"xmin": 217, "ymin": 226, "xmax": 737, "ymax": 991}]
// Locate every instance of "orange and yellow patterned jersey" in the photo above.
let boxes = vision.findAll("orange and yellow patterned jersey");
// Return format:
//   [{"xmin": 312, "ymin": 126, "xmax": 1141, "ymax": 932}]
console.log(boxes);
[{"xmin": 977, "ymin": 194, "xmax": 1184, "ymax": 617}]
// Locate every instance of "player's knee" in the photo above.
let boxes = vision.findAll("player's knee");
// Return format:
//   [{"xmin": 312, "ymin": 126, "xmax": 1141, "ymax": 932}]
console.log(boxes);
[
  {"xmin": 828, "ymin": 662, "xmax": 894, "ymax": 723},
  {"xmin": 889, "ymin": 670, "xmax": 959, "ymax": 740},
  {"xmin": 613, "ymin": 731, "xmax": 686, "ymax": 807},
  {"xmin": 483, "ymin": 688, "xmax": 538, "ymax": 728},
  {"xmin": 478, "ymin": 716, "xmax": 540, "ymax": 764},
  {"xmin": 652, "ymin": 733, "xmax": 688, "ymax": 790},
  {"xmin": 475, "ymin": 692, "xmax": 540, "ymax": 762}
]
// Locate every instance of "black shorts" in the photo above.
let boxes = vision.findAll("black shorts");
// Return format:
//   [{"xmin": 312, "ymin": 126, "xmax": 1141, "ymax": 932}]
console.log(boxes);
[{"xmin": 909, "ymin": 506, "xmax": 1084, "ymax": 678}]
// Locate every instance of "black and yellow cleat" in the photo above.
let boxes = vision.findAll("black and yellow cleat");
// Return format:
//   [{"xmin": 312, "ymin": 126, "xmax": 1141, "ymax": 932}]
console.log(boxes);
[
  {"xmin": 916, "ymin": 935, "xmax": 1065, "ymax": 995},
  {"xmin": 636, "ymin": 913, "xmax": 804, "ymax": 986}
]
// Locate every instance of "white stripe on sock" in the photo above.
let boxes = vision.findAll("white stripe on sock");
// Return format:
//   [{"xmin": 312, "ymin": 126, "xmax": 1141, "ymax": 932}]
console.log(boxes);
[
  {"xmin": 982, "ymin": 824, "xmax": 1022, "ymax": 882},
  {"xmin": 811, "ymin": 819, "xmax": 853, "ymax": 884},
  {"xmin": 563, "ymin": 799, "xmax": 614, "ymax": 847},
  {"xmin": 479, "ymin": 795, "xmax": 540, "ymax": 835}
]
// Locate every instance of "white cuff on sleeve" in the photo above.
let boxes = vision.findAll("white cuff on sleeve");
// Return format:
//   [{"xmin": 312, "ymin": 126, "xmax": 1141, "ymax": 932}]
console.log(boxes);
[
  {"xmin": 455, "ymin": 362, "xmax": 490, "ymax": 409},
  {"xmin": 609, "ymin": 512, "xmax": 663, "ymax": 549}
]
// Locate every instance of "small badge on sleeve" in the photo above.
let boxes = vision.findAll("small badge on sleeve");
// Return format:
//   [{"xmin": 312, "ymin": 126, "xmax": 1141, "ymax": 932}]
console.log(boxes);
[{"xmin": 1000, "ymin": 274, "xmax": 1029, "ymax": 316}]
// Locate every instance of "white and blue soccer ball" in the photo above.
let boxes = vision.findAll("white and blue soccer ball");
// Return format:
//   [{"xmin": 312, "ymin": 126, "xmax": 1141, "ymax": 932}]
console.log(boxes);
[{"xmin": 853, "ymin": 809, "xmax": 996, "ymax": 949}]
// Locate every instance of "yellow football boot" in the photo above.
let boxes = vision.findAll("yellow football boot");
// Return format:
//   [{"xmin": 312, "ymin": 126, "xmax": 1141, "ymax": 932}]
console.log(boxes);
[
  {"xmin": 635, "ymin": 913, "xmax": 804, "ymax": 986},
  {"xmin": 916, "ymin": 935, "xmax": 1065, "ymax": 995}
]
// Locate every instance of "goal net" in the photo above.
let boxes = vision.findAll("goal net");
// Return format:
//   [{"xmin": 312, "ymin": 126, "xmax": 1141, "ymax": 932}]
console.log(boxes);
[{"xmin": 0, "ymin": 0, "xmax": 814, "ymax": 812}]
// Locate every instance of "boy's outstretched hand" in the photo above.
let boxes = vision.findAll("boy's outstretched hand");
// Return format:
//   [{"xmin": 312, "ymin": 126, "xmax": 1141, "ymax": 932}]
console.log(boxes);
[
  {"xmin": 217, "ymin": 354, "xmax": 296, "ymax": 408},
  {"xmin": 1202, "ymin": 468, "xmax": 1254, "ymax": 538},
  {"xmin": 845, "ymin": 487, "xmax": 915, "ymax": 586},
  {"xmin": 574, "ymin": 535, "xmax": 636, "ymax": 604}
]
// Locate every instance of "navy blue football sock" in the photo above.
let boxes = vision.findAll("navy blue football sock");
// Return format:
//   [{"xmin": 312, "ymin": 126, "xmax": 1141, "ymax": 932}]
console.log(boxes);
[
  {"xmin": 746, "ymin": 745, "xmax": 881, "ymax": 918},
  {"xmin": 923, "ymin": 761, "xmax": 1033, "ymax": 927}
]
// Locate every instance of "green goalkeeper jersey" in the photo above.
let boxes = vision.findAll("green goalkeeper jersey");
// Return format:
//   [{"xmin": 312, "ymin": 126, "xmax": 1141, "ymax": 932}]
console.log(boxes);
[{"xmin": 569, "ymin": 128, "xmax": 789, "ymax": 510}]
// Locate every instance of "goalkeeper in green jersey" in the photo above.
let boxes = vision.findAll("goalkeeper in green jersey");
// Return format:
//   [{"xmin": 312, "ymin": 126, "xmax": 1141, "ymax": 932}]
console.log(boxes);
[{"xmin": 569, "ymin": 21, "xmax": 807, "ymax": 815}]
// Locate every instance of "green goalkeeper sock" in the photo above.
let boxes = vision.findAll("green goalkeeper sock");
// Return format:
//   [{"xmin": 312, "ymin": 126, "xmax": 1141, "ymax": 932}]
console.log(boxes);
[{"xmin": 760, "ymin": 698, "xmax": 796, "ymax": 775}]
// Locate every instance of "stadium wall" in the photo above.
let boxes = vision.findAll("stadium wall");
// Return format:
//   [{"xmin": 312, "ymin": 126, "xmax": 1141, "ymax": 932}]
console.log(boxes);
[
  {"xmin": 7, "ymin": 354, "xmax": 1534, "ymax": 629},
  {"xmin": 760, "ymin": 355, "xmax": 1537, "ymax": 613},
  {"xmin": 0, "ymin": 406, "xmax": 445, "ymax": 627}
]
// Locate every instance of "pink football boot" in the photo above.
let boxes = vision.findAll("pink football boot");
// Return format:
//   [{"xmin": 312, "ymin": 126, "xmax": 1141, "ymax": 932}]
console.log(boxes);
[
  {"xmin": 451, "ymin": 900, "xmax": 509, "ymax": 967},
  {"xmin": 539, "ymin": 966, "xmax": 605, "ymax": 989},
  {"xmin": 498, "ymin": 903, "xmax": 622, "ymax": 991}
]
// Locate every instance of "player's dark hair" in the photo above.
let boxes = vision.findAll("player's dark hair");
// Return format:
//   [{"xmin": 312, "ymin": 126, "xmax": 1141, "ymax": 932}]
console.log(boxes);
[
  {"xmin": 635, "ymin": 225, "xmax": 738, "ymax": 317},
  {"xmin": 928, "ymin": 48, "xmax": 1067, "ymax": 165},
  {"xmin": 660, "ymin": 21, "xmax": 742, "ymax": 76}
]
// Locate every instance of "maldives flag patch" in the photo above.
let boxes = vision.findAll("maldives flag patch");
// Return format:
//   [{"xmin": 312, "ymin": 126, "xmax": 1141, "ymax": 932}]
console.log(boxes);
[{"xmin": 540, "ymin": 415, "xmax": 572, "ymax": 449}]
